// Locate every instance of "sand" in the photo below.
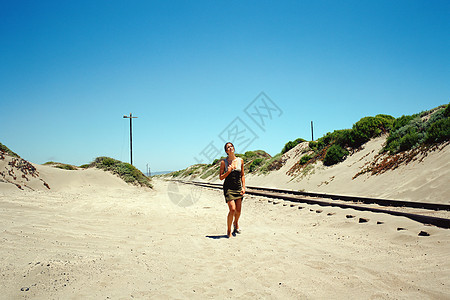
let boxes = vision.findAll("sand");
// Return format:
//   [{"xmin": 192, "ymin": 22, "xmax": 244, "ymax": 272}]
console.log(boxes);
[{"xmin": 1, "ymin": 160, "xmax": 449, "ymax": 299}]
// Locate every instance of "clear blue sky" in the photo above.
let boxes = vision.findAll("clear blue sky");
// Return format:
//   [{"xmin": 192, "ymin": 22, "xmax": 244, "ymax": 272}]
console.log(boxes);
[{"xmin": 1, "ymin": 0, "xmax": 449, "ymax": 173}]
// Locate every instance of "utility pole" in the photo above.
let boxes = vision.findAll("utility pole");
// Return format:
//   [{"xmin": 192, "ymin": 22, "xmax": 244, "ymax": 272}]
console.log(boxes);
[
  {"xmin": 123, "ymin": 113, "xmax": 138, "ymax": 165},
  {"xmin": 311, "ymin": 121, "xmax": 314, "ymax": 141}
]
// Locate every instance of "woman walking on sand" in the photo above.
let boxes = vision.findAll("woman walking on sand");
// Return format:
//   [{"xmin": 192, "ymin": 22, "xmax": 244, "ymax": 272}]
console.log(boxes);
[{"xmin": 219, "ymin": 142, "xmax": 245, "ymax": 238}]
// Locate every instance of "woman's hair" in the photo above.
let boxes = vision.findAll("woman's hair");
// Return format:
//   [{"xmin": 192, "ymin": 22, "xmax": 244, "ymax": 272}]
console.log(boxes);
[{"xmin": 224, "ymin": 142, "xmax": 234, "ymax": 154}]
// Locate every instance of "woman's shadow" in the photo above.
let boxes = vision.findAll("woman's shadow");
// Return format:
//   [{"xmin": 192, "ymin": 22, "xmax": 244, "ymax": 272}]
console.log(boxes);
[{"xmin": 205, "ymin": 233, "xmax": 235, "ymax": 239}]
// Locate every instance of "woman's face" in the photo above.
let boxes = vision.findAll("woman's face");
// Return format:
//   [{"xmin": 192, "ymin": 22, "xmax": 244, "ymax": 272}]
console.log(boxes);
[{"xmin": 225, "ymin": 143, "xmax": 234, "ymax": 154}]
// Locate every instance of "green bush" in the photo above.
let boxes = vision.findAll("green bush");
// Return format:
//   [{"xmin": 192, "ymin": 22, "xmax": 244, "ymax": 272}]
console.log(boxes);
[
  {"xmin": 314, "ymin": 115, "xmax": 393, "ymax": 152},
  {"xmin": 334, "ymin": 129, "xmax": 355, "ymax": 148},
  {"xmin": 383, "ymin": 117, "xmax": 425, "ymax": 153},
  {"xmin": 0, "ymin": 142, "xmax": 20, "ymax": 158},
  {"xmin": 308, "ymin": 141, "xmax": 318, "ymax": 150},
  {"xmin": 99, "ymin": 157, "xmax": 116, "ymax": 167},
  {"xmin": 375, "ymin": 114, "xmax": 396, "ymax": 128},
  {"xmin": 249, "ymin": 158, "xmax": 264, "ymax": 172},
  {"xmin": 281, "ymin": 138, "xmax": 306, "ymax": 154},
  {"xmin": 382, "ymin": 105, "xmax": 449, "ymax": 153},
  {"xmin": 323, "ymin": 145, "xmax": 349, "ymax": 166},
  {"xmin": 260, "ymin": 153, "xmax": 283, "ymax": 173},
  {"xmin": 425, "ymin": 117, "xmax": 450, "ymax": 144},
  {"xmin": 392, "ymin": 115, "xmax": 416, "ymax": 131},
  {"xmin": 55, "ymin": 164, "xmax": 77, "ymax": 170},
  {"xmin": 398, "ymin": 131, "xmax": 421, "ymax": 152},
  {"xmin": 44, "ymin": 161, "xmax": 77, "ymax": 170},
  {"xmin": 299, "ymin": 154, "xmax": 312, "ymax": 165},
  {"xmin": 201, "ymin": 166, "xmax": 219, "ymax": 179},
  {"xmin": 238, "ymin": 150, "xmax": 270, "ymax": 163},
  {"xmin": 351, "ymin": 116, "xmax": 392, "ymax": 148}
]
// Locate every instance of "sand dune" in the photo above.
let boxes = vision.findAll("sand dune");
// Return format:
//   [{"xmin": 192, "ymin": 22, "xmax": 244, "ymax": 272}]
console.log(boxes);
[
  {"xmin": 239, "ymin": 136, "xmax": 450, "ymax": 204},
  {"xmin": 0, "ymin": 158, "xmax": 449, "ymax": 298},
  {"xmin": 0, "ymin": 154, "xmax": 131, "ymax": 192}
]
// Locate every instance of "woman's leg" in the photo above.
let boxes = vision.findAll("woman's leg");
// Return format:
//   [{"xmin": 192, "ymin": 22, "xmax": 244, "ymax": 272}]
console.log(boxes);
[
  {"xmin": 234, "ymin": 198, "xmax": 242, "ymax": 230},
  {"xmin": 227, "ymin": 200, "xmax": 236, "ymax": 237}
]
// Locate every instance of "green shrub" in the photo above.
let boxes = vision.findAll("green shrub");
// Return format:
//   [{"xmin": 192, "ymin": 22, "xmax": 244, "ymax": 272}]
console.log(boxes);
[
  {"xmin": 351, "ymin": 116, "xmax": 391, "ymax": 148},
  {"xmin": 334, "ymin": 129, "xmax": 355, "ymax": 148},
  {"xmin": 398, "ymin": 131, "xmax": 421, "ymax": 152},
  {"xmin": 171, "ymin": 170, "xmax": 183, "ymax": 177},
  {"xmin": 201, "ymin": 166, "xmax": 219, "ymax": 179},
  {"xmin": 375, "ymin": 114, "xmax": 395, "ymax": 128},
  {"xmin": 0, "ymin": 142, "xmax": 20, "ymax": 158},
  {"xmin": 323, "ymin": 145, "xmax": 349, "ymax": 166},
  {"xmin": 281, "ymin": 138, "xmax": 306, "ymax": 154},
  {"xmin": 383, "ymin": 117, "xmax": 425, "ymax": 153},
  {"xmin": 382, "ymin": 105, "xmax": 449, "ymax": 154},
  {"xmin": 238, "ymin": 150, "xmax": 270, "ymax": 163},
  {"xmin": 249, "ymin": 158, "xmax": 264, "ymax": 172},
  {"xmin": 100, "ymin": 157, "xmax": 116, "ymax": 167},
  {"xmin": 392, "ymin": 115, "xmax": 416, "ymax": 131},
  {"xmin": 299, "ymin": 154, "xmax": 312, "ymax": 165},
  {"xmin": 259, "ymin": 153, "xmax": 283, "ymax": 173},
  {"xmin": 55, "ymin": 164, "xmax": 77, "ymax": 170},
  {"xmin": 425, "ymin": 117, "xmax": 450, "ymax": 144},
  {"xmin": 44, "ymin": 161, "xmax": 77, "ymax": 170},
  {"xmin": 309, "ymin": 141, "xmax": 318, "ymax": 150}
]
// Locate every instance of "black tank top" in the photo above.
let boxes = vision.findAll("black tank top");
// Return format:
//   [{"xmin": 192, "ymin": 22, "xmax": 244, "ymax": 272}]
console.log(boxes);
[{"xmin": 223, "ymin": 158, "xmax": 242, "ymax": 191}]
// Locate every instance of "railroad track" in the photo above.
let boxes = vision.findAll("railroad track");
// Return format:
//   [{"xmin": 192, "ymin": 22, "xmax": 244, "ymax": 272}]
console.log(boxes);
[{"xmin": 176, "ymin": 180, "xmax": 450, "ymax": 229}]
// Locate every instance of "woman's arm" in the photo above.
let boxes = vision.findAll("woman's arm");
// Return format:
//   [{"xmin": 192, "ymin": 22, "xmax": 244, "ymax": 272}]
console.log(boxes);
[
  {"xmin": 219, "ymin": 160, "xmax": 234, "ymax": 180},
  {"xmin": 240, "ymin": 158, "xmax": 246, "ymax": 195}
]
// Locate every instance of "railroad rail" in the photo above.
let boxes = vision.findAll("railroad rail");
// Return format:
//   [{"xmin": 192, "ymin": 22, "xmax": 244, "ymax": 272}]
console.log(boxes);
[{"xmin": 176, "ymin": 180, "xmax": 450, "ymax": 229}]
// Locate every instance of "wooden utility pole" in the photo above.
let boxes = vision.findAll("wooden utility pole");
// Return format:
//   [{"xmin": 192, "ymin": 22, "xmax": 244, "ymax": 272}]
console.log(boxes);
[
  {"xmin": 146, "ymin": 163, "xmax": 151, "ymax": 177},
  {"xmin": 123, "ymin": 113, "xmax": 138, "ymax": 165},
  {"xmin": 311, "ymin": 121, "xmax": 314, "ymax": 141}
]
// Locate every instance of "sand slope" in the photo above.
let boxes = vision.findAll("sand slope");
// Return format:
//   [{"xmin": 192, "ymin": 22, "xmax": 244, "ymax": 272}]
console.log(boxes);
[
  {"xmin": 0, "ymin": 154, "xmax": 130, "ymax": 192},
  {"xmin": 241, "ymin": 137, "xmax": 450, "ymax": 204}
]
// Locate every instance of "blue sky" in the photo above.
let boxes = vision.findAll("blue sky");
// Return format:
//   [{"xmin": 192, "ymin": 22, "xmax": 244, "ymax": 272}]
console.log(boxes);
[{"xmin": 1, "ymin": 0, "xmax": 449, "ymax": 173}]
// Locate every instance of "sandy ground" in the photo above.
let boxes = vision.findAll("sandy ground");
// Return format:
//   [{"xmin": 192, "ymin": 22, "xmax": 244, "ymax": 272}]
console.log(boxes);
[{"xmin": 1, "ymin": 172, "xmax": 449, "ymax": 299}]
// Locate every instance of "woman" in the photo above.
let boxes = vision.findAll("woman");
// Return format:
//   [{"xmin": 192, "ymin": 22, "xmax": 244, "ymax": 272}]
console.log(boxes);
[{"xmin": 219, "ymin": 142, "xmax": 245, "ymax": 237}]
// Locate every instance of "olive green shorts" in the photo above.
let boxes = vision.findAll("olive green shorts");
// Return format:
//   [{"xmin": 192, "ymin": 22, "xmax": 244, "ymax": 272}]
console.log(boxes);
[{"xmin": 224, "ymin": 189, "xmax": 244, "ymax": 202}]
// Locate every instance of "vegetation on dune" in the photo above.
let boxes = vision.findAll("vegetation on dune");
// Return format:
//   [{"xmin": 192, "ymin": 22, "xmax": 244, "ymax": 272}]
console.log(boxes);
[
  {"xmin": 166, "ymin": 103, "xmax": 449, "ymax": 180},
  {"xmin": 382, "ymin": 104, "xmax": 449, "ymax": 154},
  {"xmin": 298, "ymin": 154, "xmax": 313, "ymax": 166},
  {"xmin": 0, "ymin": 142, "xmax": 20, "ymax": 158},
  {"xmin": 350, "ymin": 103, "xmax": 450, "ymax": 178},
  {"xmin": 168, "ymin": 150, "xmax": 274, "ymax": 179},
  {"xmin": 281, "ymin": 138, "xmax": 307, "ymax": 154},
  {"xmin": 323, "ymin": 144, "xmax": 349, "ymax": 166},
  {"xmin": 90, "ymin": 157, "xmax": 152, "ymax": 188},
  {"xmin": 259, "ymin": 153, "xmax": 283, "ymax": 173},
  {"xmin": 291, "ymin": 103, "xmax": 449, "ymax": 174},
  {"xmin": 313, "ymin": 114, "xmax": 394, "ymax": 153},
  {"xmin": 249, "ymin": 158, "xmax": 264, "ymax": 172},
  {"xmin": 43, "ymin": 161, "xmax": 78, "ymax": 170}
]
